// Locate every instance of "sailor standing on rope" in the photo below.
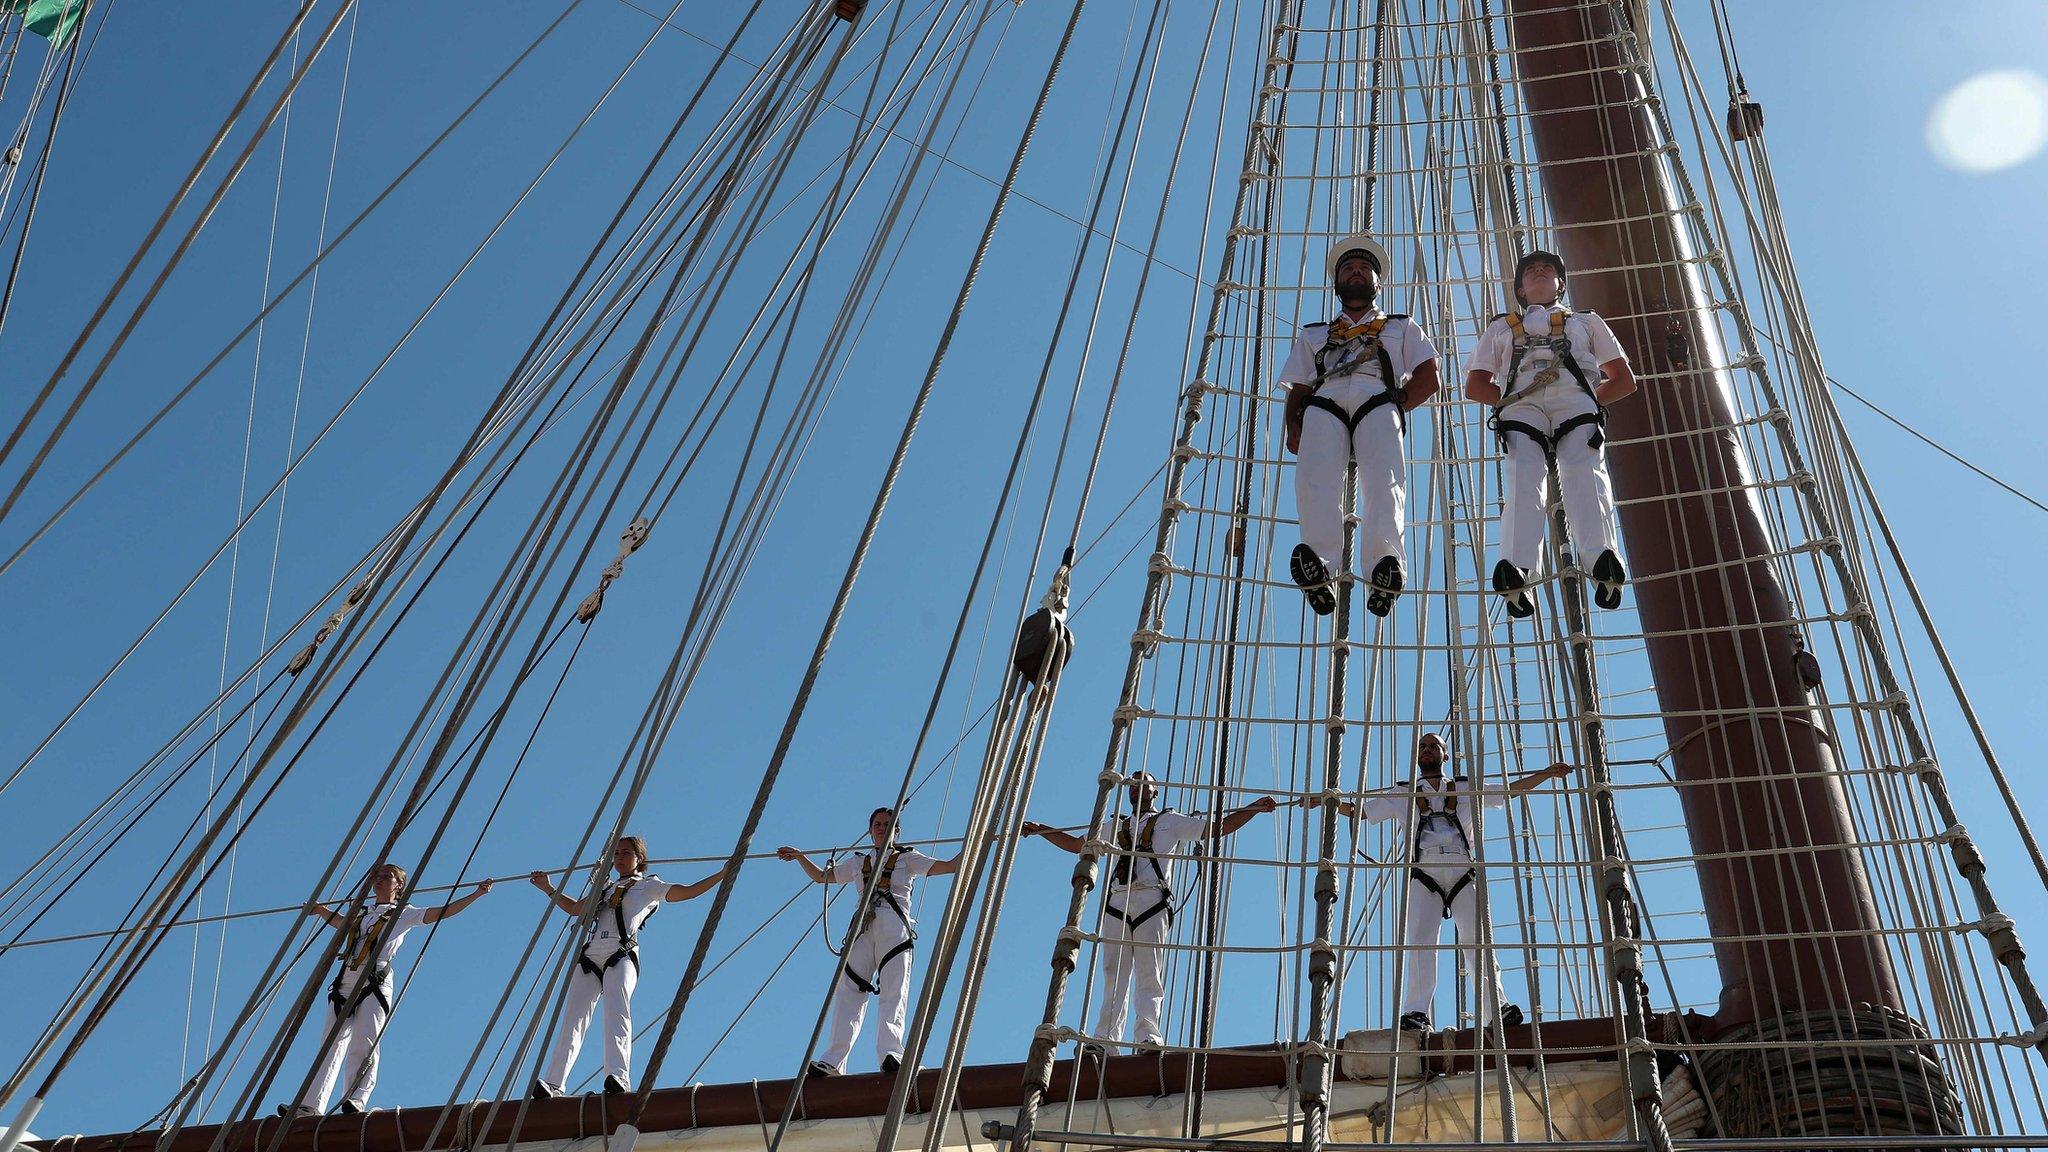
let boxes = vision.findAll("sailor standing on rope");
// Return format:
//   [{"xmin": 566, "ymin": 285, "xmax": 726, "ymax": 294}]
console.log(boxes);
[
  {"xmin": 528, "ymin": 836, "xmax": 728, "ymax": 1099},
  {"xmin": 778, "ymin": 807, "xmax": 960, "ymax": 1078},
  {"xmin": 1465, "ymin": 251, "xmax": 1638, "ymax": 617},
  {"xmin": 1283, "ymin": 233, "xmax": 1442, "ymax": 619},
  {"xmin": 282, "ymin": 863, "xmax": 492, "ymax": 1117},
  {"xmin": 1310, "ymin": 734, "xmax": 1572, "ymax": 1032},
  {"xmin": 1023, "ymin": 772, "xmax": 1278, "ymax": 1053}
]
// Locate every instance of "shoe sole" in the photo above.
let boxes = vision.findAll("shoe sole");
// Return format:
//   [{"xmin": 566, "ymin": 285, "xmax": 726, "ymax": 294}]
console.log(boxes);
[
  {"xmin": 1365, "ymin": 561, "xmax": 1402, "ymax": 619},
  {"xmin": 1289, "ymin": 546, "xmax": 1337, "ymax": 617}
]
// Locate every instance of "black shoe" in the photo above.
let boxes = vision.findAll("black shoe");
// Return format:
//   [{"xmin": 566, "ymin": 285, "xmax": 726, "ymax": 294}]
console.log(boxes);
[
  {"xmin": 1492, "ymin": 558, "xmax": 1534, "ymax": 619},
  {"xmin": 334, "ymin": 1100, "xmax": 363, "ymax": 1116},
  {"xmin": 1365, "ymin": 555, "xmax": 1403, "ymax": 618},
  {"xmin": 807, "ymin": 1060, "xmax": 838, "ymax": 1079},
  {"xmin": 1498, "ymin": 1003, "xmax": 1525, "ymax": 1028},
  {"xmin": 602, "ymin": 1074, "xmax": 628, "ymax": 1096},
  {"xmin": 880, "ymin": 1055, "xmax": 901, "ymax": 1076},
  {"xmin": 530, "ymin": 1080, "xmax": 559, "ymax": 1101},
  {"xmin": 1289, "ymin": 544, "xmax": 1337, "ymax": 617},
  {"xmin": 277, "ymin": 1104, "xmax": 317, "ymax": 1119},
  {"xmin": 1078, "ymin": 1041, "xmax": 1109, "ymax": 1063},
  {"xmin": 1591, "ymin": 549, "xmax": 1626, "ymax": 610},
  {"xmin": 1398, "ymin": 1010, "xmax": 1431, "ymax": 1033}
]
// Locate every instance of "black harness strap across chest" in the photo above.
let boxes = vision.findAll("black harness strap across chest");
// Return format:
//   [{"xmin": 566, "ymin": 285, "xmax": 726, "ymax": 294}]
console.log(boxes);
[
  {"xmin": 1301, "ymin": 316, "xmax": 1409, "ymax": 436},
  {"xmin": 1490, "ymin": 310, "xmax": 1606, "ymax": 457},
  {"xmin": 840, "ymin": 848, "xmax": 917, "ymax": 995},
  {"xmin": 1106, "ymin": 812, "xmax": 1175, "ymax": 930},
  {"xmin": 331, "ymin": 904, "xmax": 399, "ymax": 1015},
  {"xmin": 1407, "ymin": 781, "xmax": 1477, "ymax": 919},
  {"xmin": 577, "ymin": 877, "xmax": 657, "ymax": 980}
]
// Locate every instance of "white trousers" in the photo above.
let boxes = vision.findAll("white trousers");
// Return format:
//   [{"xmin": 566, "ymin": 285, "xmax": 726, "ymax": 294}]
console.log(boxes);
[
  {"xmin": 542, "ymin": 944, "xmax": 637, "ymax": 1091},
  {"xmin": 1497, "ymin": 389, "xmax": 1617, "ymax": 570},
  {"xmin": 1095, "ymin": 892, "xmax": 1172, "ymax": 1046},
  {"xmin": 301, "ymin": 973, "xmax": 389, "ymax": 1110},
  {"xmin": 1400, "ymin": 854, "xmax": 1508, "ymax": 1020},
  {"xmin": 821, "ymin": 914, "xmax": 913, "ymax": 1071},
  {"xmin": 1295, "ymin": 384, "xmax": 1405, "ymax": 574}
]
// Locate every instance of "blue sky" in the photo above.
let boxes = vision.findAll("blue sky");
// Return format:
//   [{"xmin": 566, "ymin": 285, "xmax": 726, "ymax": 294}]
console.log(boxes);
[{"xmin": 0, "ymin": 0, "xmax": 2044, "ymax": 1138}]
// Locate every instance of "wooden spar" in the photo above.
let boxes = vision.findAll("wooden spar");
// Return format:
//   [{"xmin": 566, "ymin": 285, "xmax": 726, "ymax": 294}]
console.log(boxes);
[
  {"xmin": 1504, "ymin": 0, "xmax": 1901, "ymax": 1031},
  {"xmin": 31, "ymin": 1020, "xmax": 1665, "ymax": 1152}
]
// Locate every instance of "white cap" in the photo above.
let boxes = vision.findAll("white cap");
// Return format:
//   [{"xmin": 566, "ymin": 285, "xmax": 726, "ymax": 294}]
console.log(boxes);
[{"xmin": 1326, "ymin": 233, "xmax": 1390, "ymax": 282}]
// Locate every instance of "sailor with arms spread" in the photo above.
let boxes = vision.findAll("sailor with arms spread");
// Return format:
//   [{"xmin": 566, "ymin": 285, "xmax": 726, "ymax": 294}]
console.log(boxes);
[
  {"xmin": 1309, "ymin": 733, "xmax": 1573, "ymax": 1033},
  {"xmin": 1282, "ymin": 233, "xmax": 1442, "ymax": 619},
  {"xmin": 1464, "ymin": 250, "xmax": 1638, "ymax": 616},
  {"xmin": 528, "ymin": 835, "xmax": 728, "ymax": 1099},
  {"xmin": 1023, "ymin": 772, "xmax": 1278, "ymax": 1052},
  {"xmin": 284, "ymin": 863, "xmax": 492, "ymax": 1117},
  {"xmin": 778, "ymin": 807, "xmax": 960, "ymax": 1078}
]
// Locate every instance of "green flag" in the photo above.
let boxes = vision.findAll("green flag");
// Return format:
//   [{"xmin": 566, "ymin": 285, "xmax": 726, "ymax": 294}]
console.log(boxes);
[{"xmin": 4, "ymin": 0, "xmax": 88, "ymax": 48}]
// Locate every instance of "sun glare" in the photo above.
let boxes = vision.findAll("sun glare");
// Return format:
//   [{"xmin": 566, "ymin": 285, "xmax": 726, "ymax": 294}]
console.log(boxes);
[{"xmin": 1926, "ymin": 69, "xmax": 2048, "ymax": 174}]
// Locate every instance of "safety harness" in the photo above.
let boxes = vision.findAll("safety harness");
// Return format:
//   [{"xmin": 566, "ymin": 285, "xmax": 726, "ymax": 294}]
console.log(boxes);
[
  {"xmin": 1489, "ymin": 309, "xmax": 1605, "ymax": 457},
  {"xmin": 841, "ymin": 847, "xmax": 917, "ymax": 995},
  {"xmin": 1300, "ymin": 314, "xmax": 1410, "ymax": 435},
  {"xmin": 1106, "ymin": 811, "xmax": 1175, "ymax": 930},
  {"xmin": 330, "ymin": 904, "xmax": 399, "ymax": 1016},
  {"xmin": 577, "ymin": 875, "xmax": 657, "ymax": 981},
  {"xmin": 1407, "ymin": 780, "xmax": 1476, "ymax": 918}
]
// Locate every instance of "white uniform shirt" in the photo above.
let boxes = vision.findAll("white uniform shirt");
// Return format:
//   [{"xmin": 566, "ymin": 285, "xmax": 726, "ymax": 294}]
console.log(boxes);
[
  {"xmin": 342, "ymin": 902, "xmax": 430, "ymax": 973},
  {"xmin": 1106, "ymin": 810, "xmax": 1210, "ymax": 901},
  {"xmin": 1468, "ymin": 305, "xmax": 1626, "ymax": 402},
  {"xmin": 588, "ymin": 873, "xmax": 665, "ymax": 947},
  {"xmin": 1278, "ymin": 309, "xmax": 1439, "ymax": 391},
  {"xmin": 827, "ymin": 848, "xmax": 940, "ymax": 929},
  {"xmin": 1354, "ymin": 776, "xmax": 1504, "ymax": 857}
]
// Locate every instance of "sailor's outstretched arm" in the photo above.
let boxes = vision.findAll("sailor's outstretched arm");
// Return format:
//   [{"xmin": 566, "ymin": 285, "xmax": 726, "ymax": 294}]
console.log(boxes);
[
  {"xmin": 423, "ymin": 877, "xmax": 494, "ymax": 923},
  {"xmin": 665, "ymin": 863, "xmax": 731, "ymax": 902},
  {"xmin": 1020, "ymin": 822, "xmax": 1087, "ymax": 854},
  {"xmin": 776, "ymin": 846, "xmax": 832, "ymax": 884},
  {"xmin": 301, "ymin": 901, "xmax": 346, "ymax": 930},
  {"xmin": 528, "ymin": 871, "xmax": 585, "ymax": 915},
  {"xmin": 1292, "ymin": 795, "xmax": 1361, "ymax": 819},
  {"xmin": 1215, "ymin": 796, "xmax": 1280, "ymax": 836},
  {"xmin": 926, "ymin": 850, "xmax": 963, "ymax": 877},
  {"xmin": 1507, "ymin": 761, "xmax": 1576, "ymax": 795}
]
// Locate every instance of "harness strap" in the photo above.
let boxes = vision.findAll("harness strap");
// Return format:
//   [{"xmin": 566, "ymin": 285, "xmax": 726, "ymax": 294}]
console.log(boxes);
[
  {"xmin": 328, "ymin": 964, "xmax": 394, "ymax": 1017},
  {"xmin": 855, "ymin": 847, "xmax": 917, "ymax": 941},
  {"xmin": 1494, "ymin": 410, "xmax": 1607, "ymax": 459},
  {"xmin": 1105, "ymin": 894, "xmax": 1174, "ymax": 931},
  {"xmin": 1308, "ymin": 315, "xmax": 1407, "ymax": 435},
  {"xmin": 839, "ymin": 937, "xmax": 916, "ymax": 995},
  {"xmin": 1493, "ymin": 309, "xmax": 1602, "ymax": 440},
  {"xmin": 1410, "ymin": 867, "xmax": 1475, "ymax": 919}
]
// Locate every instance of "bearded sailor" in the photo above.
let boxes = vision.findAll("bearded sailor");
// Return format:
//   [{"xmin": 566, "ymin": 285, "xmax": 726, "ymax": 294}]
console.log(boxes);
[
  {"xmin": 1023, "ymin": 772, "xmax": 1278, "ymax": 1051},
  {"xmin": 778, "ymin": 807, "xmax": 960, "ymax": 1077},
  {"xmin": 1464, "ymin": 250, "xmax": 1638, "ymax": 616},
  {"xmin": 282, "ymin": 863, "xmax": 492, "ymax": 1117},
  {"xmin": 1311, "ymin": 733, "xmax": 1572, "ymax": 1032},
  {"xmin": 1282, "ymin": 233, "xmax": 1442, "ymax": 619},
  {"xmin": 528, "ymin": 836, "xmax": 728, "ymax": 1099}
]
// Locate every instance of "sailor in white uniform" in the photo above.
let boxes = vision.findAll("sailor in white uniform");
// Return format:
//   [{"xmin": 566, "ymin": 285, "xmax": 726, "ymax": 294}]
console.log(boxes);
[
  {"xmin": 1282, "ymin": 233, "xmax": 1442, "ymax": 619},
  {"xmin": 1315, "ymin": 734, "xmax": 1573, "ymax": 1032},
  {"xmin": 778, "ymin": 807, "xmax": 960, "ymax": 1077},
  {"xmin": 529, "ymin": 835, "xmax": 728, "ymax": 1098},
  {"xmin": 1464, "ymin": 250, "xmax": 1638, "ymax": 616},
  {"xmin": 1023, "ymin": 773, "xmax": 1279, "ymax": 1051},
  {"xmin": 284, "ymin": 863, "xmax": 492, "ymax": 1116}
]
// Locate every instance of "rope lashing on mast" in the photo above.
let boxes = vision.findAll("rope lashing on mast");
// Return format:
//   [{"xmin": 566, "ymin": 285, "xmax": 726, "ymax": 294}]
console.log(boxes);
[{"xmin": 574, "ymin": 518, "xmax": 651, "ymax": 624}]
